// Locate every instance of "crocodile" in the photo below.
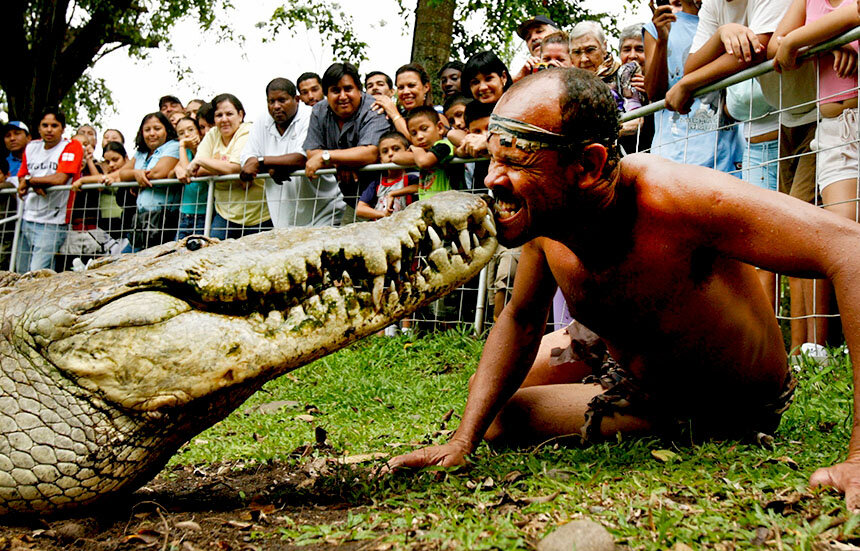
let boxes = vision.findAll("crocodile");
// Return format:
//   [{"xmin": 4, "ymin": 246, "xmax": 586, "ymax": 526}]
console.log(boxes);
[{"xmin": 0, "ymin": 191, "xmax": 497, "ymax": 515}]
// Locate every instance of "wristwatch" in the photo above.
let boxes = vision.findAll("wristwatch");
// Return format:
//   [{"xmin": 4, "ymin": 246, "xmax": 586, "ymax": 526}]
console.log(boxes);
[
  {"xmin": 257, "ymin": 155, "xmax": 265, "ymax": 167},
  {"xmin": 24, "ymin": 175, "xmax": 31, "ymax": 186},
  {"xmin": 321, "ymin": 150, "xmax": 331, "ymax": 165}
]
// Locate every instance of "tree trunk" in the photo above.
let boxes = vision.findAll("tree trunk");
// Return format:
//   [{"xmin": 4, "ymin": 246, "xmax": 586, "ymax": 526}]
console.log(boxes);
[{"xmin": 410, "ymin": 0, "xmax": 455, "ymax": 104}]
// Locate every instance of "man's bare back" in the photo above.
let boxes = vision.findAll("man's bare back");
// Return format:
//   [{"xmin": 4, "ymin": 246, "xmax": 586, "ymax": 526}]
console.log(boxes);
[{"xmin": 387, "ymin": 68, "xmax": 860, "ymax": 511}]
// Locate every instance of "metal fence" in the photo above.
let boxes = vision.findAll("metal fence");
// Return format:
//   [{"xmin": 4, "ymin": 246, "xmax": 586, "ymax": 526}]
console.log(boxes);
[{"xmin": 5, "ymin": 26, "xmax": 860, "ymax": 343}]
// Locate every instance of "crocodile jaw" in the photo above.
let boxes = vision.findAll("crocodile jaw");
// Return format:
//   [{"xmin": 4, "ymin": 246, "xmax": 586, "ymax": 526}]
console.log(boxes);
[{"xmin": 33, "ymin": 192, "xmax": 498, "ymax": 412}]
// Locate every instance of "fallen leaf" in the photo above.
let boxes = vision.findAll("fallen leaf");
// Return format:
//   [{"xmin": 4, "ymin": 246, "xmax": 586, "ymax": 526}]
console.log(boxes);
[
  {"xmin": 481, "ymin": 477, "xmax": 495, "ymax": 489},
  {"xmin": 651, "ymin": 449, "xmax": 680, "ymax": 463},
  {"xmin": 123, "ymin": 529, "xmax": 162, "ymax": 544},
  {"xmin": 174, "ymin": 520, "xmax": 201, "ymax": 531},
  {"xmin": 503, "ymin": 470, "xmax": 525, "ymax": 484},
  {"xmin": 440, "ymin": 409, "xmax": 454, "ymax": 424},
  {"xmin": 224, "ymin": 520, "xmax": 253, "ymax": 530},
  {"xmin": 284, "ymin": 373, "xmax": 300, "ymax": 382},
  {"xmin": 673, "ymin": 543, "xmax": 696, "ymax": 551},
  {"xmin": 517, "ymin": 490, "xmax": 561, "ymax": 505},
  {"xmin": 295, "ymin": 414, "xmax": 315, "ymax": 423},
  {"xmin": 252, "ymin": 433, "xmax": 265, "ymax": 442}
]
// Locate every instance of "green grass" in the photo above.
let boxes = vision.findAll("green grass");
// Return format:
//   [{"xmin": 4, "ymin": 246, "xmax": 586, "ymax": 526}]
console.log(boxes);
[{"xmin": 168, "ymin": 330, "xmax": 859, "ymax": 549}]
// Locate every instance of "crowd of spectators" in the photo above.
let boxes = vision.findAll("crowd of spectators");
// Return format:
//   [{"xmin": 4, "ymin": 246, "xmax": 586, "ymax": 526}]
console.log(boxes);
[{"xmin": 0, "ymin": 3, "xmax": 857, "ymax": 343}]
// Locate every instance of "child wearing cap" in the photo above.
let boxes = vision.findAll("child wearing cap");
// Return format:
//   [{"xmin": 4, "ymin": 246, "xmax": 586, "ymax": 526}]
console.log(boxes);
[{"xmin": 3, "ymin": 121, "xmax": 31, "ymax": 184}]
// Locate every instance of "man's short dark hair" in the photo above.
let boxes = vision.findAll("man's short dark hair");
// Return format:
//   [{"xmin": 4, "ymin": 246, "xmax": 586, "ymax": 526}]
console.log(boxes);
[
  {"xmin": 406, "ymin": 106, "xmax": 440, "ymax": 126},
  {"xmin": 297, "ymin": 72, "xmax": 321, "ymax": 87},
  {"xmin": 443, "ymin": 94, "xmax": 470, "ymax": 114},
  {"xmin": 266, "ymin": 78, "xmax": 297, "ymax": 96},
  {"xmin": 322, "ymin": 63, "xmax": 362, "ymax": 94},
  {"xmin": 555, "ymin": 68, "xmax": 619, "ymax": 152},
  {"xmin": 196, "ymin": 102, "xmax": 214, "ymax": 124},
  {"xmin": 365, "ymin": 71, "xmax": 393, "ymax": 90},
  {"xmin": 437, "ymin": 61, "xmax": 464, "ymax": 77},
  {"xmin": 159, "ymin": 95, "xmax": 182, "ymax": 109},
  {"xmin": 134, "ymin": 112, "xmax": 178, "ymax": 153},
  {"xmin": 464, "ymin": 100, "xmax": 493, "ymax": 127},
  {"xmin": 378, "ymin": 131, "xmax": 410, "ymax": 149},
  {"xmin": 39, "ymin": 107, "xmax": 66, "ymax": 128}
]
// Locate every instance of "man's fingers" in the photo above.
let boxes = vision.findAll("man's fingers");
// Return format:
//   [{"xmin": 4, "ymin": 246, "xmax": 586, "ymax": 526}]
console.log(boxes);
[{"xmin": 810, "ymin": 466, "xmax": 836, "ymax": 488}]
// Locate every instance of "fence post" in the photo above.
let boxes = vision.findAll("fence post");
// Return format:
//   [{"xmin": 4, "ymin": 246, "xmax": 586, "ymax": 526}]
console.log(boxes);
[
  {"xmin": 203, "ymin": 178, "xmax": 215, "ymax": 238},
  {"xmin": 473, "ymin": 266, "xmax": 488, "ymax": 335},
  {"xmin": 8, "ymin": 199, "xmax": 23, "ymax": 273}
]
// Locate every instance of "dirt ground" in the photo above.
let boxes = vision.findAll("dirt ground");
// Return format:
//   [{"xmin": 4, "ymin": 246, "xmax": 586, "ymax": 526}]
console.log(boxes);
[{"xmin": 0, "ymin": 459, "xmax": 393, "ymax": 551}]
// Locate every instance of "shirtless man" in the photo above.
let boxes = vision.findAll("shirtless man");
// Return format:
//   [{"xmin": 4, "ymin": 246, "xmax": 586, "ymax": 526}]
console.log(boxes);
[{"xmin": 387, "ymin": 67, "xmax": 860, "ymax": 509}]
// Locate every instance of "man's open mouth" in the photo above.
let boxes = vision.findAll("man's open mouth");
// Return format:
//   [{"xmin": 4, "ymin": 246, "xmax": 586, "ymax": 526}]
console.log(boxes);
[{"xmin": 492, "ymin": 190, "xmax": 522, "ymax": 221}]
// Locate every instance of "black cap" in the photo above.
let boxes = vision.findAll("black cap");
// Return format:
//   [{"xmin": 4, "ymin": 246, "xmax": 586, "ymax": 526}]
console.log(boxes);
[{"xmin": 516, "ymin": 15, "xmax": 560, "ymax": 40}]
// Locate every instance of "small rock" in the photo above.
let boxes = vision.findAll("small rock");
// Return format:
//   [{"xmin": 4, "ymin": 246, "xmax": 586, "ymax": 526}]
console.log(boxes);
[
  {"xmin": 52, "ymin": 521, "xmax": 89, "ymax": 542},
  {"xmin": 537, "ymin": 519, "xmax": 615, "ymax": 551}
]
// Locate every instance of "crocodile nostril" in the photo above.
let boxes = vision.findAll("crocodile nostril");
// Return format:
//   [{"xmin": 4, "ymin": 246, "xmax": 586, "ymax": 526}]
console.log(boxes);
[{"xmin": 185, "ymin": 237, "xmax": 208, "ymax": 251}]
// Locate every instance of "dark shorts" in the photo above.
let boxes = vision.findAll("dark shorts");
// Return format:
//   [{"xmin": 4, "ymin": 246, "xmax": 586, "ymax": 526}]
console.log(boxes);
[{"xmin": 550, "ymin": 322, "xmax": 797, "ymax": 443}]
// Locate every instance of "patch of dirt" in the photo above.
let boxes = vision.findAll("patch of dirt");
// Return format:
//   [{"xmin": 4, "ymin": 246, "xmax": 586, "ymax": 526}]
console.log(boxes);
[{"xmin": 0, "ymin": 459, "xmax": 388, "ymax": 551}]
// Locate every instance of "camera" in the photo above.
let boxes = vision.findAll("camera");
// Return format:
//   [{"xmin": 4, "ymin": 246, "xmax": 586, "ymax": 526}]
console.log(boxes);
[
  {"xmin": 655, "ymin": 0, "xmax": 671, "ymax": 6},
  {"xmin": 534, "ymin": 62, "xmax": 550, "ymax": 72}
]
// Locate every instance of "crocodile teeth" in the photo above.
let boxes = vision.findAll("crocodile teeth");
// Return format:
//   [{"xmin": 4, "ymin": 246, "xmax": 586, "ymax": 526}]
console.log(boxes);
[
  {"xmin": 429, "ymin": 248, "xmax": 451, "ymax": 271},
  {"xmin": 427, "ymin": 226, "xmax": 442, "ymax": 250},
  {"xmin": 306, "ymin": 294, "xmax": 324, "ymax": 315},
  {"xmin": 459, "ymin": 229, "xmax": 471, "ymax": 255},
  {"xmin": 482, "ymin": 214, "xmax": 496, "ymax": 237},
  {"xmin": 288, "ymin": 305, "xmax": 305, "ymax": 320},
  {"xmin": 322, "ymin": 271, "xmax": 331, "ymax": 286},
  {"xmin": 342, "ymin": 271, "xmax": 353, "ymax": 287},
  {"xmin": 266, "ymin": 310, "xmax": 284, "ymax": 329},
  {"xmin": 451, "ymin": 241, "xmax": 458, "ymax": 255},
  {"xmin": 389, "ymin": 281, "xmax": 396, "ymax": 295},
  {"xmin": 393, "ymin": 258, "xmax": 401, "ymax": 273},
  {"xmin": 372, "ymin": 276, "xmax": 385, "ymax": 310},
  {"xmin": 472, "ymin": 233, "xmax": 480, "ymax": 248}
]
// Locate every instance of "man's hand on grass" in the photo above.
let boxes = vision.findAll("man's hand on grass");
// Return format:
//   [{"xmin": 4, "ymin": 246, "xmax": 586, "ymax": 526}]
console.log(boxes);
[
  {"xmin": 810, "ymin": 458, "xmax": 860, "ymax": 511},
  {"xmin": 385, "ymin": 442, "xmax": 470, "ymax": 472}
]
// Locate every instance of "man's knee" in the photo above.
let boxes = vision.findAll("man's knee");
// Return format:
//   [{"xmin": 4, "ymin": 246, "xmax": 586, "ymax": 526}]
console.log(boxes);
[{"xmin": 484, "ymin": 392, "xmax": 532, "ymax": 445}]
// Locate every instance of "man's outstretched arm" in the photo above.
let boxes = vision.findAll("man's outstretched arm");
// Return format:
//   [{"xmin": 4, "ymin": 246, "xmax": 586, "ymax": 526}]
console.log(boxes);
[
  {"xmin": 645, "ymin": 156, "xmax": 860, "ymax": 510},
  {"xmin": 387, "ymin": 239, "xmax": 557, "ymax": 469}
]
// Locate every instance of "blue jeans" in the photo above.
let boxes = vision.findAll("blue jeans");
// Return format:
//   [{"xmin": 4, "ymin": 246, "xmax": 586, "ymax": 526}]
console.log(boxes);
[
  {"xmin": 742, "ymin": 139, "xmax": 779, "ymax": 192},
  {"xmin": 175, "ymin": 212, "xmax": 208, "ymax": 241},
  {"xmin": 15, "ymin": 220, "xmax": 68, "ymax": 273},
  {"xmin": 209, "ymin": 212, "xmax": 272, "ymax": 240}
]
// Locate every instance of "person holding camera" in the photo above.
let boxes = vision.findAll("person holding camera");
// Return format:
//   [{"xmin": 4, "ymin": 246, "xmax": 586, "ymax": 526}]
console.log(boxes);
[{"xmin": 644, "ymin": 0, "xmax": 743, "ymax": 174}]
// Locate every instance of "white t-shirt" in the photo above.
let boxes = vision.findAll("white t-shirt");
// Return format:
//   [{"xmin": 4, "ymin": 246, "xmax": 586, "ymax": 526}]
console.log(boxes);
[
  {"xmin": 17, "ymin": 139, "xmax": 82, "ymax": 224},
  {"xmin": 240, "ymin": 102, "xmax": 344, "ymax": 228},
  {"xmin": 690, "ymin": 0, "xmax": 790, "ymax": 136}
]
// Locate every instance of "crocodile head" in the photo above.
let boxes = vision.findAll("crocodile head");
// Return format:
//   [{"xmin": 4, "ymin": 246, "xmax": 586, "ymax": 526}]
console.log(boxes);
[{"xmin": 0, "ymin": 191, "xmax": 496, "ymax": 514}]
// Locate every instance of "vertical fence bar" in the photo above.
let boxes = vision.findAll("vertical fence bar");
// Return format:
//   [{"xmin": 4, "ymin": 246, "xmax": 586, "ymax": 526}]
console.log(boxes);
[
  {"xmin": 474, "ymin": 266, "xmax": 488, "ymax": 335},
  {"xmin": 203, "ymin": 178, "xmax": 215, "ymax": 238},
  {"xmin": 8, "ymin": 198, "xmax": 23, "ymax": 273}
]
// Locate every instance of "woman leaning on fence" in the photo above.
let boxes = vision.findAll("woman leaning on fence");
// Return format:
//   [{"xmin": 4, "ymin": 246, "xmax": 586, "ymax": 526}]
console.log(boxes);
[
  {"xmin": 175, "ymin": 93, "xmax": 271, "ymax": 240},
  {"xmin": 104, "ymin": 112, "xmax": 181, "ymax": 253}
]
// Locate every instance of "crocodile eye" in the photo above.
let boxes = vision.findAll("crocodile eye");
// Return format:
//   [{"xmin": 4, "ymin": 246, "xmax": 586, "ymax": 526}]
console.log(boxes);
[{"xmin": 185, "ymin": 236, "xmax": 208, "ymax": 251}]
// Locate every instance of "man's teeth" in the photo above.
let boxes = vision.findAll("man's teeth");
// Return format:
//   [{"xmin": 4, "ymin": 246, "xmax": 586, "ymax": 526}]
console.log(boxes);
[{"xmin": 495, "ymin": 199, "xmax": 520, "ymax": 219}]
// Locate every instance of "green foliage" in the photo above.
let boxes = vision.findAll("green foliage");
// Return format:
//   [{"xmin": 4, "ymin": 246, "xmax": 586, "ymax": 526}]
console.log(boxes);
[
  {"xmin": 266, "ymin": 2, "xmax": 369, "ymax": 65},
  {"xmin": 395, "ymin": 0, "xmax": 632, "ymax": 65},
  {"xmin": 450, "ymin": 0, "xmax": 618, "ymax": 63},
  {"xmin": 172, "ymin": 331, "xmax": 858, "ymax": 549},
  {"xmin": 59, "ymin": 72, "xmax": 116, "ymax": 129}
]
